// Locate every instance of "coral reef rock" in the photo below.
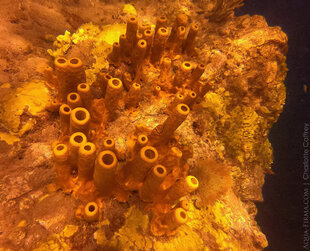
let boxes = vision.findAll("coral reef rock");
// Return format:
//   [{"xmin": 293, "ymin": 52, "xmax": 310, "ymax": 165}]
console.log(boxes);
[{"xmin": 0, "ymin": 0, "xmax": 287, "ymax": 250}]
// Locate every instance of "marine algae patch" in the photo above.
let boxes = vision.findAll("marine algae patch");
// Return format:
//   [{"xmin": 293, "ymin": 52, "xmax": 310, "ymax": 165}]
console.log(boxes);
[{"xmin": 0, "ymin": 80, "xmax": 50, "ymax": 136}]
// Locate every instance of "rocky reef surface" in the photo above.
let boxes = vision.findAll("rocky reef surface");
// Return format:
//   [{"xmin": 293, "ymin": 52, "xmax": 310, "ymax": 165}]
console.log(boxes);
[{"xmin": 0, "ymin": 0, "xmax": 287, "ymax": 250}]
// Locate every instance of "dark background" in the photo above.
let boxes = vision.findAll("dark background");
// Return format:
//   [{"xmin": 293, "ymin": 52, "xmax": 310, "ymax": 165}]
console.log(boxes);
[{"xmin": 236, "ymin": 0, "xmax": 310, "ymax": 250}]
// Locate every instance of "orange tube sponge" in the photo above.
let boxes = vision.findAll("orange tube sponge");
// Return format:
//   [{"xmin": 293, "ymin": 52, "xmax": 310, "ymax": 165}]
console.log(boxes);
[
  {"xmin": 133, "ymin": 40, "xmax": 147, "ymax": 67},
  {"xmin": 53, "ymin": 143, "xmax": 71, "ymax": 187},
  {"xmin": 84, "ymin": 202, "xmax": 99, "ymax": 222},
  {"xmin": 163, "ymin": 175, "xmax": 199, "ymax": 203},
  {"xmin": 139, "ymin": 165, "xmax": 167, "ymax": 202},
  {"xmin": 127, "ymin": 134, "xmax": 149, "ymax": 161},
  {"xmin": 175, "ymin": 199, "xmax": 190, "ymax": 211},
  {"xmin": 190, "ymin": 63, "xmax": 206, "ymax": 84},
  {"xmin": 123, "ymin": 72, "xmax": 132, "ymax": 91},
  {"xmin": 55, "ymin": 57, "xmax": 86, "ymax": 102},
  {"xmin": 124, "ymin": 146, "xmax": 158, "ymax": 190},
  {"xmin": 108, "ymin": 42, "xmax": 121, "ymax": 63},
  {"xmin": 153, "ymin": 85, "xmax": 161, "ymax": 96},
  {"xmin": 67, "ymin": 92, "xmax": 82, "ymax": 109},
  {"xmin": 184, "ymin": 91, "xmax": 197, "ymax": 106},
  {"xmin": 119, "ymin": 34, "xmax": 130, "ymax": 57},
  {"xmin": 69, "ymin": 132, "xmax": 87, "ymax": 167},
  {"xmin": 154, "ymin": 103, "xmax": 190, "ymax": 139},
  {"xmin": 194, "ymin": 81, "xmax": 213, "ymax": 99},
  {"xmin": 93, "ymin": 150, "xmax": 118, "ymax": 195},
  {"xmin": 126, "ymin": 83, "xmax": 141, "ymax": 108},
  {"xmin": 151, "ymin": 207, "xmax": 188, "ymax": 236},
  {"xmin": 97, "ymin": 72, "xmax": 112, "ymax": 97},
  {"xmin": 125, "ymin": 15, "xmax": 138, "ymax": 47},
  {"xmin": 183, "ymin": 23, "xmax": 199, "ymax": 54},
  {"xmin": 159, "ymin": 57, "xmax": 172, "ymax": 81},
  {"xmin": 70, "ymin": 107, "xmax": 90, "ymax": 135},
  {"xmin": 77, "ymin": 83, "xmax": 92, "ymax": 108},
  {"xmin": 168, "ymin": 14, "xmax": 188, "ymax": 43},
  {"xmin": 68, "ymin": 57, "xmax": 84, "ymax": 71},
  {"xmin": 200, "ymin": 81, "xmax": 213, "ymax": 98},
  {"xmin": 139, "ymin": 23, "xmax": 151, "ymax": 34},
  {"xmin": 102, "ymin": 137, "xmax": 115, "ymax": 151},
  {"xmin": 78, "ymin": 142, "xmax": 96, "ymax": 181},
  {"xmin": 173, "ymin": 61, "xmax": 193, "ymax": 88},
  {"xmin": 104, "ymin": 78, "xmax": 124, "ymax": 119},
  {"xmin": 155, "ymin": 16, "xmax": 167, "ymax": 35},
  {"xmin": 54, "ymin": 57, "xmax": 69, "ymax": 101},
  {"xmin": 136, "ymin": 32, "xmax": 143, "ymax": 41},
  {"xmin": 167, "ymin": 93, "xmax": 185, "ymax": 112},
  {"xmin": 161, "ymin": 207, "xmax": 188, "ymax": 230},
  {"xmin": 171, "ymin": 26, "xmax": 186, "ymax": 54},
  {"xmin": 162, "ymin": 147, "xmax": 182, "ymax": 173},
  {"xmin": 59, "ymin": 104, "xmax": 71, "ymax": 135},
  {"xmin": 134, "ymin": 134, "xmax": 148, "ymax": 153},
  {"xmin": 143, "ymin": 29, "xmax": 154, "ymax": 57},
  {"xmin": 150, "ymin": 27, "xmax": 169, "ymax": 65},
  {"xmin": 159, "ymin": 147, "xmax": 183, "ymax": 191},
  {"xmin": 68, "ymin": 58, "xmax": 86, "ymax": 92}
]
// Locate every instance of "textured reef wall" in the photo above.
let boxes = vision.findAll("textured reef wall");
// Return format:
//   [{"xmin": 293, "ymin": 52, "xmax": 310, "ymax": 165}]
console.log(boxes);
[{"xmin": 0, "ymin": 0, "xmax": 287, "ymax": 250}]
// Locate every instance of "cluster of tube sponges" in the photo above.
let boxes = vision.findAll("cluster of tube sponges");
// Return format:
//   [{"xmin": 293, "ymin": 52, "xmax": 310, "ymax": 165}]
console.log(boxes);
[{"xmin": 52, "ymin": 13, "xmax": 209, "ymax": 236}]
